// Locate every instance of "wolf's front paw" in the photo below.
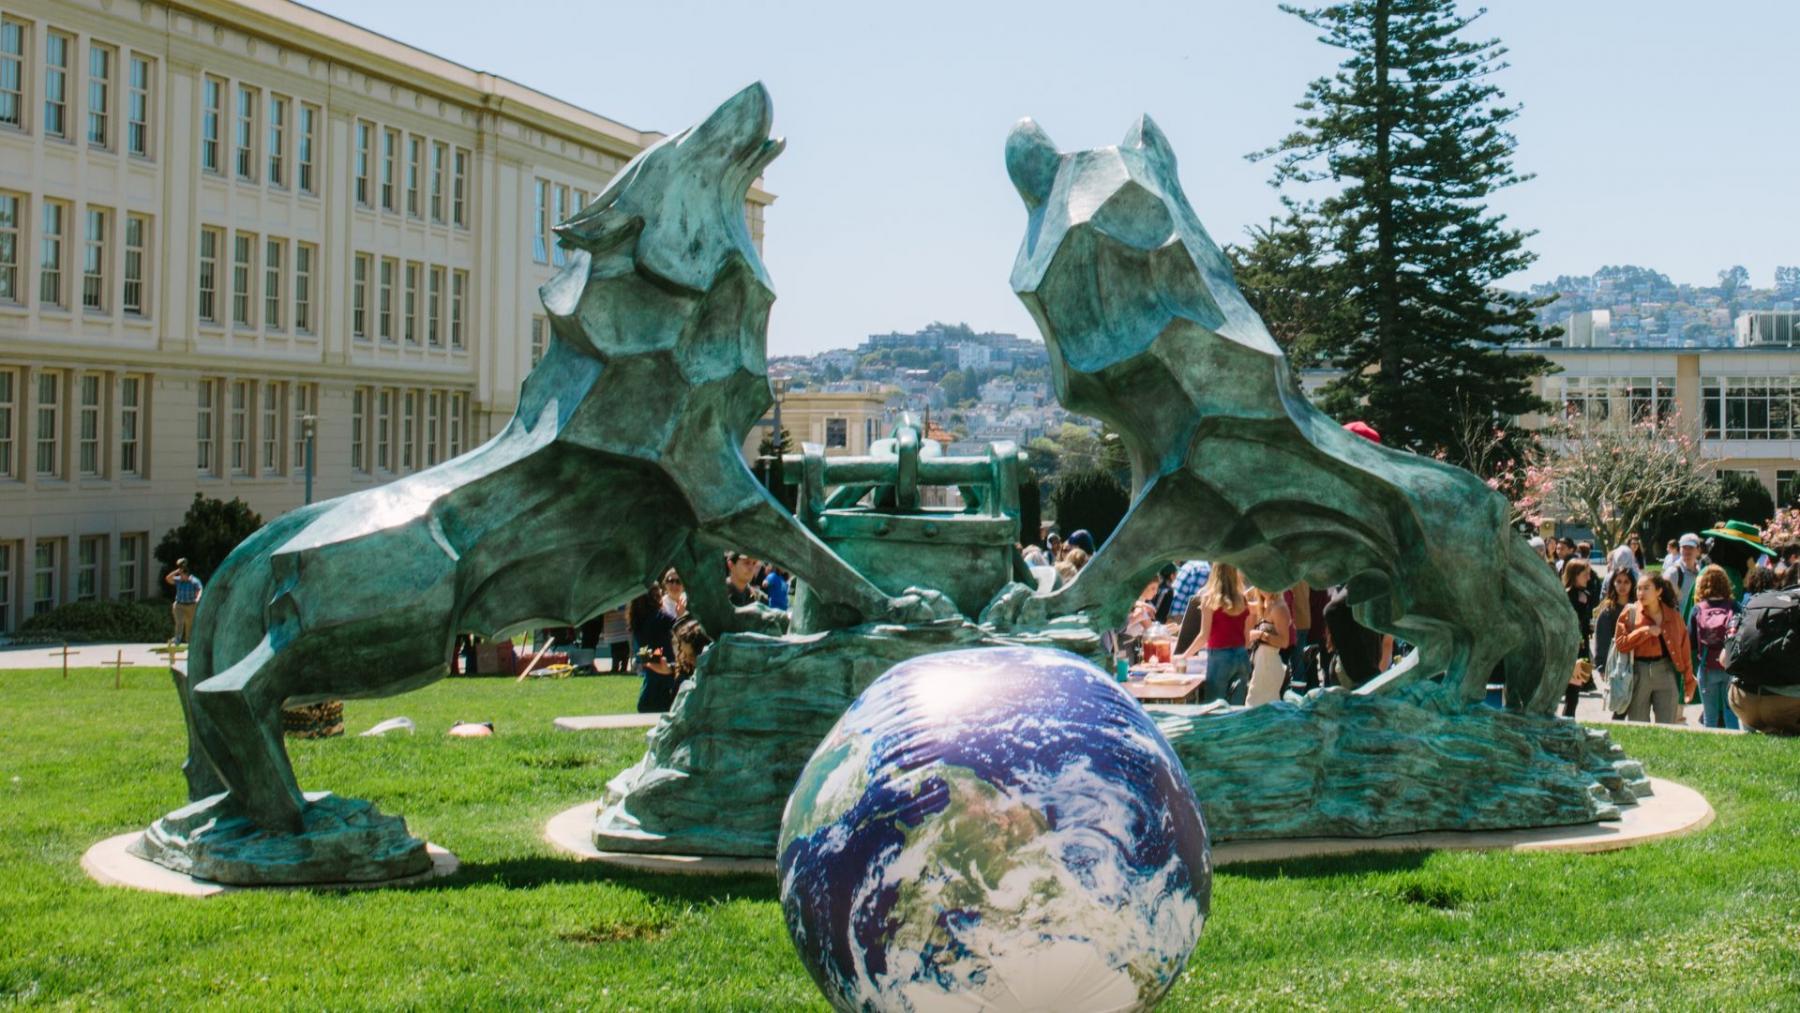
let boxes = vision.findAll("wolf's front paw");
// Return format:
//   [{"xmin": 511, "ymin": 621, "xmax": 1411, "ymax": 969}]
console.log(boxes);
[{"xmin": 882, "ymin": 587, "xmax": 960, "ymax": 626}]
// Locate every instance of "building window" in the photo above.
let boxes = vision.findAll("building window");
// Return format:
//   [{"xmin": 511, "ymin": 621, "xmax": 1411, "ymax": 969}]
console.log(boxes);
[
  {"xmin": 231, "ymin": 232, "xmax": 254, "ymax": 327},
  {"xmin": 201, "ymin": 76, "xmax": 223, "ymax": 172},
  {"xmin": 228, "ymin": 379, "xmax": 248, "ymax": 473},
  {"xmin": 378, "ymin": 257, "xmax": 395, "ymax": 342},
  {"xmin": 81, "ymin": 206, "xmax": 107, "ymax": 312},
  {"xmin": 76, "ymin": 535, "xmax": 101, "ymax": 601},
  {"xmin": 0, "ymin": 369, "xmax": 14, "ymax": 478},
  {"xmin": 297, "ymin": 103, "xmax": 318, "ymax": 194},
  {"xmin": 825, "ymin": 418, "xmax": 848, "ymax": 449},
  {"xmin": 86, "ymin": 43, "xmax": 112, "ymax": 149},
  {"xmin": 34, "ymin": 371, "xmax": 60, "ymax": 477},
  {"xmin": 429, "ymin": 141, "xmax": 446, "ymax": 223},
  {"xmin": 0, "ymin": 543, "xmax": 10, "ymax": 632},
  {"xmin": 261, "ymin": 380, "xmax": 281, "ymax": 474},
  {"xmin": 452, "ymin": 148, "xmax": 469, "ymax": 227},
  {"xmin": 1778, "ymin": 470, "xmax": 1799, "ymax": 509},
  {"xmin": 122, "ymin": 213, "xmax": 147, "ymax": 315},
  {"xmin": 425, "ymin": 390, "xmax": 441, "ymax": 466},
  {"xmin": 294, "ymin": 243, "xmax": 313, "ymax": 333},
  {"xmin": 76, "ymin": 373, "xmax": 100, "ymax": 476},
  {"xmin": 127, "ymin": 55, "xmax": 151, "ymax": 157},
  {"xmin": 263, "ymin": 237, "xmax": 283, "ymax": 330},
  {"xmin": 354, "ymin": 120, "xmax": 372, "ymax": 205},
  {"xmin": 403, "ymin": 261, "xmax": 419, "ymax": 344},
  {"xmin": 380, "ymin": 128, "xmax": 397, "ymax": 211},
  {"xmin": 406, "ymin": 135, "xmax": 422, "ymax": 217},
  {"xmin": 196, "ymin": 378, "xmax": 215, "ymax": 473},
  {"xmin": 352, "ymin": 253, "xmax": 369, "ymax": 340},
  {"xmin": 39, "ymin": 198, "xmax": 66, "ymax": 307},
  {"xmin": 234, "ymin": 84, "xmax": 257, "ymax": 181},
  {"xmin": 427, "ymin": 265, "xmax": 443, "ymax": 347},
  {"xmin": 532, "ymin": 178, "xmax": 547, "ymax": 263},
  {"xmin": 450, "ymin": 270, "xmax": 467, "ymax": 349},
  {"xmin": 43, "ymin": 30, "xmax": 69, "ymax": 139},
  {"xmin": 196, "ymin": 227, "xmax": 220, "ymax": 323},
  {"xmin": 118, "ymin": 533, "xmax": 143, "ymax": 600},
  {"xmin": 32, "ymin": 539, "xmax": 57, "ymax": 615},
  {"xmin": 350, "ymin": 387, "xmax": 366, "ymax": 473},
  {"xmin": 291, "ymin": 383, "xmax": 312, "ymax": 471},
  {"xmin": 118, "ymin": 375, "xmax": 140, "ymax": 475},
  {"xmin": 1706, "ymin": 376, "xmax": 1798, "ymax": 441},
  {"xmin": 529, "ymin": 315, "xmax": 545, "ymax": 367},
  {"xmin": 449, "ymin": 392, "xmax": 466, "ymax": 456},
  {"xmin": 266, "ymin": 94, "xmax": 286, "ymax": 187},
  {"xmin": 552, "ymin": 185, "xmax": 568, "ymax": 266},
  {"xmin": 401, "ymin": 389, "xmax": 416, "ymax": 471},
  {"xmin": 0, "ymin": 192, "xmax": 20, "ymax": 305},
  {"xmin": 0, "ymin": 18, "xmax": 25, "ymax": 130},
  {"xmin": 375, "ymin": 388, "xmax": 391, "ymax": 471}
]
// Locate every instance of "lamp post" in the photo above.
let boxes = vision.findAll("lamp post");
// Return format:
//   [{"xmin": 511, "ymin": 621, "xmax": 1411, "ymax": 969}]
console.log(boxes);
[
  {"xmin": 769, "ymin": 378, "xmax": 788, "ymax": 494},
  {"xmin": 302, "ymin": 413, "xmax": 317, "ymax": 505}
]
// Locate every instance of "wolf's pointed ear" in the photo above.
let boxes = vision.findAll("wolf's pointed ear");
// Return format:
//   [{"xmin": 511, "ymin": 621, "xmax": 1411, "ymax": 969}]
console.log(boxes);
[
  {"xmin": 1124, "ymin": 114, "xmax": 1177, "ymax": 172},
  {"xmin": 1006, "ymin": 118, "xmax": 1059, "ymax": 208},
  {"xmin": 687, "ymin": 82, "xmax": 773, "ymax": 160}
]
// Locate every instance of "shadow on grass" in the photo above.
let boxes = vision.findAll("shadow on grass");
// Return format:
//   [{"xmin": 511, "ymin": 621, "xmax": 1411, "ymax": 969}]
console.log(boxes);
[
  {"xmin": 1218, "ymin": 847, "xmax": 1433, "ymax": 880},
  {"xmin": 410, "ymin": 855, "xmax": 781, "ymax": 903}
]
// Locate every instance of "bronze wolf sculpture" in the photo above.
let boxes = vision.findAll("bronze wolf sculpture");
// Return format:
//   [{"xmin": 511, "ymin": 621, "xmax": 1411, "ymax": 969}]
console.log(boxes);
[
  {"xmin": 1001, "ymin": 115, "xmax": 1575, "ymax": 714},
  {"xmin": 149, "ymin": 85, "xmax": 923, "ymax": 868}
]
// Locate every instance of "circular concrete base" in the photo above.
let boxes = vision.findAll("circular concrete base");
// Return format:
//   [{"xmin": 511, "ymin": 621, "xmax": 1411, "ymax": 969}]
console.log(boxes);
[
  {"xmin": 544, "ymin": 802, "xmax": 777, "ymax": 875},
  {"xmin": 1211, "ymin": 777, "xmax": 1714, "ymax": 866},
  {"xmin": 81, "ymin": 832, "xmax": 458, "ymax": 896},
  {"xmin": 546, "ymin": 777, "xmax": 1711, "ymax": 875}
]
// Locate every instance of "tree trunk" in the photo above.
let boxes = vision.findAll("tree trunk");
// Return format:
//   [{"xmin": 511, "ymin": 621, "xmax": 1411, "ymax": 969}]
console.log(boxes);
[{"xmin": 1372, "ymin": 0, "xmax": 1401, "ymax": 391}]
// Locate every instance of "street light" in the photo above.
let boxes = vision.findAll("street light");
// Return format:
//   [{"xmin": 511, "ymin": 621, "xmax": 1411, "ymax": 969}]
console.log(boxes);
[{"xmin": 301, "ymin": 413, "xmax": 317, "ymax": 504}]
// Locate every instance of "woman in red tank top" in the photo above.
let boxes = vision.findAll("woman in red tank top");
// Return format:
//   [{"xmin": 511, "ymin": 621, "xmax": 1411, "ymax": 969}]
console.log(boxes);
[{"xmin": 1177, "ymin": 563, "xmax": 1253, "ymax": 705}]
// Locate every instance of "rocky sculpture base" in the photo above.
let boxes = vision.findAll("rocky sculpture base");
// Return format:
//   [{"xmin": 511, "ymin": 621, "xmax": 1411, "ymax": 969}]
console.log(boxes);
[
  {"xmin": 593, "ymin": 617, "xmax": 1102, "ymax": 857},
  {"xmin": 1157, "ymin": 683, "xmax": 1649, "ymax": 842},
  {"xmin": 597, "ymin": 627, "xmax": 1649, "ymax": 857},
  {"xmin": 132, "ymin": 791, "xmax": 432, "ymax": 886}
]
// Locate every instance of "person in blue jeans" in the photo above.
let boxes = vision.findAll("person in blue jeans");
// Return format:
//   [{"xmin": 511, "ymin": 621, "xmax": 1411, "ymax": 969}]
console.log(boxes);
[
  {"xmin": 1688, "ymin": 565, "xmax": 1741, "ymax": 730},
  {"xmin": 1177, "ymin": 563, "xmax": 1253, "ymax": 705}
]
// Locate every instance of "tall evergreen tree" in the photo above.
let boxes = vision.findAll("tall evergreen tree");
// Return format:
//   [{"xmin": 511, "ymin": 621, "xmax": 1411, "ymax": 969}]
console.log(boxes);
[{"xmin": 1239, "ymin": 0, "xmax": 1557, "ymax": 457}]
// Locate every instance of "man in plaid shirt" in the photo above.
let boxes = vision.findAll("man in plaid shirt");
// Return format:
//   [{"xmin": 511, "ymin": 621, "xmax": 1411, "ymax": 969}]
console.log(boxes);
[
  {"xmin": 164, "ymin": 558, "xmax": 204, "ymax": 645},
  {"xmin": 1167, "ymin": 559, "xmax": 1210, "ymax": 620}
]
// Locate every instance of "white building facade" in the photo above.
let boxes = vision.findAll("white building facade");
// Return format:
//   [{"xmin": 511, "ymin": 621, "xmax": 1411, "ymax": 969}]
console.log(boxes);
[{"xmin": 0, "ymin": 0, "xmax": 772, "ymax": 630}]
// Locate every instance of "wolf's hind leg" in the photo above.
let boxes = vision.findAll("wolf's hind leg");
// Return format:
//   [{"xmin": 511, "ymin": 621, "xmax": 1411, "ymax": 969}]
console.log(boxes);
[{"xmin": 189, "ymin": 634, "xmax": 306, "ymax": 834}]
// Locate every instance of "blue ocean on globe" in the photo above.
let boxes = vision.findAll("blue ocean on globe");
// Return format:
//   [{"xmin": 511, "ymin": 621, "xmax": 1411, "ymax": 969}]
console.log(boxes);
[{"xmin": 778, "ymin": 646, "xmax": 1210, "ymax": 1012}]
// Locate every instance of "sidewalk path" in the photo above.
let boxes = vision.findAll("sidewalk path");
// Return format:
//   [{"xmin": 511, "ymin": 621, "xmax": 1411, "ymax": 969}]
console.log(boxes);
[
  {"xmin": 1568, "ymin": 685, "xmax": 1742, "ymax": 733},
  {"xmin": 0, "ymin": 642, "xmax": 177, "ymax": 670}
]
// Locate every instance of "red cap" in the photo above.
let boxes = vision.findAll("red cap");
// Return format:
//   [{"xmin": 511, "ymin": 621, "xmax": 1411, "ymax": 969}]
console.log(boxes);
[{"xmin": 1343, "ymin": 420, "xmax": 1381, "ymax": 445}]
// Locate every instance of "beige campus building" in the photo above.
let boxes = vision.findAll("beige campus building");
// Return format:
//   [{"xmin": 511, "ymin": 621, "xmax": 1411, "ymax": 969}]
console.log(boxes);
[
  {"xmin": 1530, "ymin": 345, "xmax": 1800, "ymax": 507},
  {"xmin": 0, "ymin": 0, "xmax": 772, "ymax": 631}
]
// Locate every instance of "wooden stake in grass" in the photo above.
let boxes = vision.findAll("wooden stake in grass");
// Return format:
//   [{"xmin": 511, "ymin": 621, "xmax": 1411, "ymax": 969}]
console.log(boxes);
[
  {"xmin": 516, "ymin": 637, "xmax": 557, "ymax": 683},
  {"xmin": 53, "ymin": 643, "xmax": 80, "ymax": 680},
  {"xmin": 104, "ymin": 650, "xmax": 136, "ymax": 690}
]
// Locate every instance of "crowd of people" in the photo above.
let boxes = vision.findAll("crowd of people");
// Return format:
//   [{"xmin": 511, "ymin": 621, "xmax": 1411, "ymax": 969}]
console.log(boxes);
[{"xmin": 1542, "ymin": 523, "xmax": 1800, "ymax": 735}]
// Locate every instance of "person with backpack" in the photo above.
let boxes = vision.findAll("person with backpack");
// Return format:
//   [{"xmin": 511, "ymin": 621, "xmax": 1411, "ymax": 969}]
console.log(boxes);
[
  {"xmin": 1687, "ymin": 565, "xmax": 1741, "ymax": 730},
  {"xmin": 1725, "ymin": 583, "xmax": 1800, "ymax": 736}
]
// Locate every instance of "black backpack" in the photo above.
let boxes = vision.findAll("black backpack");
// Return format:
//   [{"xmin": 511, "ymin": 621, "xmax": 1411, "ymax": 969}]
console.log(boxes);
[{"xmin": 1722, "ymin": 590, "xmax": 1800, "ymax": 689}]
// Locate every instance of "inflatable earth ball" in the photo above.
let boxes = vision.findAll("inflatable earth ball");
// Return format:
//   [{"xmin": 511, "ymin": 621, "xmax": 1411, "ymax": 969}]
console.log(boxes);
[{"xmin": 777, "ymin": 646, "xmax": 1210, "ymax": 1012}]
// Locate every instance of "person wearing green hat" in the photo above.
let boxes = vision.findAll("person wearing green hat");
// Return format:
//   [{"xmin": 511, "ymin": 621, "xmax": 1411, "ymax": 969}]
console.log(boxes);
[{"xmin": 1687, "ymin": 521, "xmax": 1775, "ymax": 613}]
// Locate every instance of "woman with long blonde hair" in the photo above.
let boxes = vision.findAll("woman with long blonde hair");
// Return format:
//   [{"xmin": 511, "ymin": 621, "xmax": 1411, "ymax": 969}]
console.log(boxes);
[{"xmin": 1178, "ymin": 563, "xmax": 1253, "ymax": 704}]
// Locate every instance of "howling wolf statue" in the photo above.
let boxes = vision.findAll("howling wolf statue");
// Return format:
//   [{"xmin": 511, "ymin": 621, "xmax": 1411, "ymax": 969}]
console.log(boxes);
[
  {"xmin": 138, "ymin": 84, "xmax": 931, "ymax": 884},
  {"xmin": 998, "ymin": 114, "xmax": 1577, "ymax": 716}
]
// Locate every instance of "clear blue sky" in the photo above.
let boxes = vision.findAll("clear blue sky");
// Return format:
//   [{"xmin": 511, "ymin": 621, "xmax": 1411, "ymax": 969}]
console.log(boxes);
[{"xmin": 308, "ymin": 0, "xmax": 1800, "ymax": 354}]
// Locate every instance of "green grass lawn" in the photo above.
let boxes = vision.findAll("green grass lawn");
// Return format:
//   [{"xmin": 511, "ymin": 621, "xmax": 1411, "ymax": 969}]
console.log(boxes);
[{"xmin": 2, "ymin": 667, "xmax": 1796, "ymax": 1010}]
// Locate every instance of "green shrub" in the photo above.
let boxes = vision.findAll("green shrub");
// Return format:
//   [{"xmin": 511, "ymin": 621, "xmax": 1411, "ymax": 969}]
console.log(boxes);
[{"xmin": 16, "ymin": 599, "xmax": 172, "ymax": 643}]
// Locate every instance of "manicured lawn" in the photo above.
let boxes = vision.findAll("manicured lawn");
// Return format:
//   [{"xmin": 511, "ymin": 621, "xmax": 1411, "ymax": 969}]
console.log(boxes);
[{"xmin": 2, "ymin": 667, "xmax": 1796, "ymax": 1009}]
